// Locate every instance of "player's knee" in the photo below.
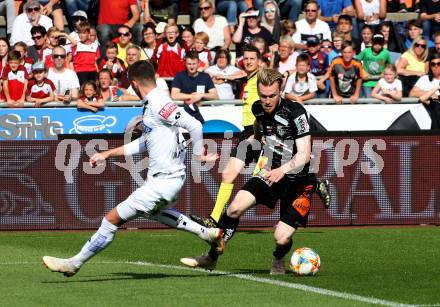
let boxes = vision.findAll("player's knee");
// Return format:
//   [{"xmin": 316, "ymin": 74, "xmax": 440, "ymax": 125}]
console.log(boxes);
[
  {"xmin": 221, "ymin": 167, "xmax": 239, "ymax": 183},
  {"xmin": 226, "ymin": 203, "xmax": 244, "ymax": 218}
]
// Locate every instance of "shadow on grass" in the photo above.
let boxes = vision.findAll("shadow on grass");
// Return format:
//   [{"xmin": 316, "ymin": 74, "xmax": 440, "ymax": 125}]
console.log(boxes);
[
  {"xmin": 239, "ymin": 230, "xmax": 325, "ymax": 235},
  {"xmin": 41, "ymin": 271, "xmax": 223, "ymax": 283}
]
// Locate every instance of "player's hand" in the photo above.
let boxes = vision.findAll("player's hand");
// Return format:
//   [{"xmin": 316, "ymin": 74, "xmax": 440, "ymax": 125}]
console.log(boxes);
[
  {"xmin": 265, "ymin": 167, "xmax": 285, "ymax": 184},
  {"xmin": 90, "ymin": 152, "xmax": 107, "ymax": 167}
]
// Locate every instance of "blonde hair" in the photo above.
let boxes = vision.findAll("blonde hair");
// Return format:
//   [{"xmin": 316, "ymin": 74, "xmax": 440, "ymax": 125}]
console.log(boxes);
[
  {"xmin": 198, "ymin": 0, "xmax": 216, "ymax": 12},
  {"xmin": 279, "ymin": 35, "xmax": 294, "ymax": 49},
  {"xmin": 257, "ymin": 68, "xmax": 284, "ymax": 89},
  {"xmin": 409, "ymin": 36, "xmax": 428, "ymax": 62},
  {"xmin": 195, "ymin": 31, "xmax": 209, "ymax": 45}
]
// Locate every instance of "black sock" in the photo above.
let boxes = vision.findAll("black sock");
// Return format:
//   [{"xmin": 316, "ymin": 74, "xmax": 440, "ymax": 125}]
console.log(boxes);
[
  {"xmin": 218, "ymin": 212, "xmax": 239, "ymax": 243},
  {"xmin": 208, "ymin": 247, "xmax": 219, "ymax": 261},
  {"xmin": 273, "ymin": 239, "xmax": 293, "ymax": 259}
]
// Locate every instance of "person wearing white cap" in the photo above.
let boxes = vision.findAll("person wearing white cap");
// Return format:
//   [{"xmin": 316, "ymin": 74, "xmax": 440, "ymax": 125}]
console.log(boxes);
[
  {"xmin": 69, "ymin": 10, "xmax": 88, "ymax": 43},
  {"xmin": 10, "ymin": 0, "xmax": 53, "ymax": 46}
]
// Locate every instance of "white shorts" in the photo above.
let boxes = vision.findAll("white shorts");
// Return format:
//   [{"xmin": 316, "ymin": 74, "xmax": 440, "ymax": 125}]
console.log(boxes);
[{"xmin": 116, "ymin": 174, "xmax": 185, "ymax": 222}]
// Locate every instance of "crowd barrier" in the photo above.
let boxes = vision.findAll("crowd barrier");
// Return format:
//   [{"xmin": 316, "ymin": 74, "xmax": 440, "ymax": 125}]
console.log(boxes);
[{"xmin": 1, "ymin": 132, "xmax": 439, "ymax": 230}]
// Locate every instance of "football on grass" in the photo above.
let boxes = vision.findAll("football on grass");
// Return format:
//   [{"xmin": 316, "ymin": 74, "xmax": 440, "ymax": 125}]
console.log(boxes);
[{"xmin": 289, "ymin": 247, "xmax": 320, "ymax": 276}]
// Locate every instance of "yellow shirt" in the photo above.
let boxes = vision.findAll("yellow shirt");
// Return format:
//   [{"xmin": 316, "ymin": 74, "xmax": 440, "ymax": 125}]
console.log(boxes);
[
  {"xmin": 242, "ymin": 71, "xmax": 259, "ymax": 127},
  {"xmin": 401, "ymin": 51, "xmax": 425, "ymax": 73},
  {"xmin": 117, "ymin": 43, "xmax": 147, "ymax": 66}
]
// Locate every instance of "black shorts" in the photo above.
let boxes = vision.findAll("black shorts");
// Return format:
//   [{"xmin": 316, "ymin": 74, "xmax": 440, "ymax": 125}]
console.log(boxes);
[
  {"xmin": 241, "ymin": 175, "xmax": 316, "ymax": 228},
  {"xmin": 230, "ymin": 125, "xmax": 261, "ymax": 165}
]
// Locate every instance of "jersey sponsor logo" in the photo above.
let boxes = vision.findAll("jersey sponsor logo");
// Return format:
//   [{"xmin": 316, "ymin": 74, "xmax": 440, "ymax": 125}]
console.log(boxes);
[
  {"xmin": 294, "ymin": 114, "xmax": 310, "ymax": 134},
  {"xmin": 141, "ymin": 122, "xmax": 152, "ymax": 133},
  {"xmin": 274, "ymin": 114, "xmax": 288, "ymax": 125},
  {"xmin": 174, "ymin": 111, "xmax": 181, "ymax": 120},
  {"xmin": 159, "ymin": 102, "xmax": 177, "ymax": 119}
]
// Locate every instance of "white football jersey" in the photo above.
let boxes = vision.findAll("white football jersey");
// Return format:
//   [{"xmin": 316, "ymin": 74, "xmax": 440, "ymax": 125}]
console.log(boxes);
[{"xmin": 124, "ymin": 88, "xmax": 203, "ymax": 177}]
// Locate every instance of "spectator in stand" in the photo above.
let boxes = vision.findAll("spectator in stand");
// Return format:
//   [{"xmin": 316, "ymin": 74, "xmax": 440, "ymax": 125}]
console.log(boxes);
[
  {"xmin": 320, "ymin": 39, "xmax": 333, "ymax": 55},
  {"xmin": 119, "ymin": 45, "xmax": 153, "ymax": 89},
  {"xmin": 409, "ymin": 53, "xmax": 440, "ymax": 128},
  {"xmin": 96, "ymin": 0, "xmax": 142, "ymax": 46},
  {"xmin": 71, "ymin": 22, "xmax": 100, "ymax": 86},
  {"xmin": 0, "ymin": 37, "xmax": 9, "ymax": 81},
  {"xmin": 182, "ymin": 27, "xmax": 196, "ymax": 51},
  {"xmin": 206, "ymin": 48, "xmax": 243, "ymax": 99},
  {"xmin": 396, "ymin": 36, "xmax": 429, "ymax": 97},
  {"xmin": 354, "ymin": 0, "xmax": 386, "ymax": 30},
  {"xmin": 317, "ymin": 0, "xmax": 357, "ymax": 35},
  {"xmin": 47, "ymin": 45, "xmax": 80, "ymax": 103},
  {"xmin": 254, "ymin": 0, "xmax": 303, "ymax": 22},
  {"xmin": 328, "ymin": 31, "xmax": 344, "ymax": 63},
  {"xmin": 405, "ymin": 19, "xmax": 434, "ymax": 50},
  {"xmin": 193, "ymin": 0, "xmax": 231, "ymax": 50},
  {"xmin": 63, "ymin": 0, "xmax": 90, "ymax": 27},
  {"xmin": 336, "ymin": 15, "xmax": 357, "ymax": 46},
  {"xmin": 359, "ymin": 24, "xmax": 373, "ymax": 51},
  {"xmin": 99, "ymin": 41, "xmax": 126, "ymax": 82},
  {"xmin": 379, "ymin": 21, "xmax": 406, "ymax": 55},
  {"xmin": 428, "ymin": 31, "xmax": 440, "ymax": 60},
  {"xmin": 194, "ymin": 31, "xmax": 212, "ymax": 72},
  {"xmin": 25, "ymin": 61, "xmax": 55, "ymax": 107},
  {"xmin": 292, "ymin": 1, "xmax": 332, "ymax": 50},
  {"xmin": 233, "ymin": 8, "xmax": 275, "ymax": 58},
  {"xmin": 280, "ymin": 19, "xmax": 296, "ymax": 37},
  {"xmin": 216, "ymin": 0, "xmax": 248, "ymax": 33},
  {"xmin": 171, "ymin": 50, "xmax": 218, "ymax": 123},
  {"xmin": 141, "ymin": 23, "xmax": 158, "ymax": 59},
  {"xmin": 329, "ymin": 41, "xmax": 365, "ymax": 104},
  {"xmin": 116, "ymin": 25, "xmax": 147, "ymax": 66},
  {"xmin": 305, "ymin": 35, "xmax": 329, "ymax": 97},
  {"xmin": 420, "ymin": 0, "xmax": 440, "ymax": 39},
  {"xmin": 97, "ymin": 69, "xmax": 125, "ymax": 102},
  {"xmin": 68, "ymin": 10, "xmax": 88, "ymax": 43},
  {"xmin": 371, "ymin": 63, "xmax": 402, "ymax": 103},
  {"xmin": 77, "ymin": 80, "xmax": 104, "ymax": 112},
  {"xmin": 0, "ymin": 0, "xmax": 16, "ymax": 38},
  {"xmin": 143, "ymin": 0, "xmax": 178, "ymax": 25},
  {"xmin": 27, "ymin": 26, "xmax": 47, "ymax": 62},
  {"xmin": 283, "ymin": 53, "xmax": 318, "ymax": 104},
  {"xmin": 41, "ymin": 27, "xmax": 76, "ymax": 69},
  {"xmin": 356, "ymin": 33, "xmax": 391, "ymax": 97},
  {"xmin": 260, "ymin": 0, "xmax": 281, "ymax": 43},
  {"xmin": 152, "ymin": 24, "xmax": 186, "ymax": 78},
  {"xmin": 10, "ymin": 0, "xmax": 53, "ymax": 46},
  {"xmin": 13, "ymin": 41, "xmax": 34, "ymax": 76},
  {"xmin": 2, "ymin": 50, "xmax": 28, "ymax": 107},
  {"xmin": 275, "ymin": 35, "xmax": 298, "ymax": 75}
]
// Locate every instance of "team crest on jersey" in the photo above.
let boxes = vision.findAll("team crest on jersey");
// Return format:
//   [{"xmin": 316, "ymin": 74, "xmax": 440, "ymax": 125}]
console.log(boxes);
[
  {"xmin": 293, "ymin": 114, "xmax": 309, "ymax": 134},
  {"xmin": 277, "ymin": 125, "xmax": 288, "ymax": 137},
  {"xmin": 159, "ymin": 102, "xmax": 177, "ymax": 119}
]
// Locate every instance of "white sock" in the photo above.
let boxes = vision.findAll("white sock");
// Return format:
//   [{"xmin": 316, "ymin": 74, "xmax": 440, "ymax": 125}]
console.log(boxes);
[
  {"xmin": 70, "ymin": 218, "xmax": 118, "ymax": 268},
  {"xmin": 156, "ymin": 209, "xmax": 210, "ymax": 241}
]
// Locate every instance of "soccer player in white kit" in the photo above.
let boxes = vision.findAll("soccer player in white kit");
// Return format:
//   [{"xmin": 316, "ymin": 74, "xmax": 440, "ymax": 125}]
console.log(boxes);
[{"xmin": 43, "ymin": 60, "xmax": 224, "ymax": 277}]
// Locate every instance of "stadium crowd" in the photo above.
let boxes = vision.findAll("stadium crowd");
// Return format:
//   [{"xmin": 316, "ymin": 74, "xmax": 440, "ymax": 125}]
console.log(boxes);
[{"xmin": 0, "ymin": 0, "xmax": 439, "ymax": 126}]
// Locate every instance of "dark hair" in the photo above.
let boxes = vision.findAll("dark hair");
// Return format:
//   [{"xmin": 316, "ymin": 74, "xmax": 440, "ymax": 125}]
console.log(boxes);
[
  {"xmin": 118, "ymin": 24, "xmax": 131, "ymax": 33},
  {"xmin": 341, "ymin": 40, "xmax": 355, "ymax": 50},
  {"xmin": 143, "ymin": 22, "xmax": 156, "ymax": 34},
  {"xmin": 105, "ymin": 41, "xmax": 118, "ymax": 50},
  {"xmin": 182, "ymin": 26, "xmax": 195, "ymax": 36},
  {"xmin": 30, "ymin": 25, "xmax": 47, "ymax": 36},
  {"xmin": 428, "ymin": 53, "xmax": 440, "ymax": 81},
  {"xmin": 243, "ymin": 44, "xmax": 262, "ymax": 59},
  {"xmin": 128, "ymin": 60, "xmax": 156, "ymax": 85},
  {"xmin": 296, "ymin": 53, "xmax": 310, "ymax": 64},
  {"xmin": 99, "ymin": 68, "xmax": 114, "ymax": 81},
  {"xmin": 185, "ymin": 50, "xmax": 199, "ymax": 61},
  {"xmin": 8, "ymin": 50, "xmax": 21, "ymax": 62},
  {"xmin": 80, "ymin": 80, "xmax": 98, "ymax": 97},
  {"xmin": 338, "ymin": 14, "xmax": 352, "ymax": 25},
  {"xmin": 361, "ymin": 24, "xmax": 373, "ymax": 33},
  {"xmin": 214, "ymin": 48, "xmax": 231, "ymax": 65},
  {"xmin": 305, "ymin": 0, "xmax": 320, "ymax": 10},
  {"xmin": 408, "ymin": 19, "xmax": 423, "ymax": 30}
]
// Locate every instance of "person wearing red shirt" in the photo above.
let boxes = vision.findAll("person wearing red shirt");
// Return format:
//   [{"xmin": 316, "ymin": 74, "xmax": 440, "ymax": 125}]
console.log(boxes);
[
  {"xmin": 96, "ymin": 0, "xmax": 142, "ymax": 46},
  {"xmin": 2, "ymin": 50, "xmax": 28, "ymax": 107},
  {"xmin": 25, "ymin": 61, "xmax": 55, "ymax": 107}
]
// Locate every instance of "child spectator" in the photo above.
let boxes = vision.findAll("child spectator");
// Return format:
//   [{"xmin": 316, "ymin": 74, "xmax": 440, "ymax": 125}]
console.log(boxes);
[
  {"xmin": 305, "ymin": 35, "xmax": 329, "ymax": 97},
  {"xmin": 69, "ymin": 10, "xmax": 88, "ymax": 43},
  {"xmin": 360, "ymin": 24, "xmax": 374, "ymax": 51},
  {"xmin": 328, "ymin": 32, "xmax": 345, "ymax": 63},
  {"xmin": 356, "ymin": 34, "xmax": 392, "ymax": 97},
  {"xmin": 194, "ymin": 32, "xmax": 212, "ymax": 72},
  {"xmin": 99, "ymin": 41, "xmax": 126, "ymax": 81},
  {"xmin": 14, "ymin": 41, "xmax": 34, "ymax": 76},
  {"xmin": 41, "ymin": 27, "xmax": 75, "ymax": 69},
  {"xmin": 152, "ymin": 24, "xmax": 185, "ymax": 77},
  {"xmin": 280, "ymin": 19, "xmax": 296, "ymax": 36},
  {"xmin": 71, "ymin": 22, "xmax": 100, "ymax": 85},
  {"xmin": 2, "ymin": 50, "xmax": 28, "ymax": 107},
  {"xmin": 77, "ymin": 80, "xmax": 104, "ymax": 112},
  {"xmin": 371, "ymin": 63, "xmax": 402, "ymax": 103},
  {"xmin": 283, "ymin": 53, "xmax": 317, "ymax": 104},
  {"xmin": 320, "ymin": 39, "xmax": 333, "ymax": 55},
  {"xmin": 25, "ymin": 61, "xmax": 55, "ymax": 107},
  {"xmin": 329, "ymin": 41, "xmax": 366, "ymax": 104}
]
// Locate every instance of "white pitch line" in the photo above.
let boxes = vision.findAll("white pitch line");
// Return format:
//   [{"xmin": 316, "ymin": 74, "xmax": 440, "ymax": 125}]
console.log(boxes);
[{"xmin": 0, "ymin": 260, "xmax": 424, "ymax": 307}]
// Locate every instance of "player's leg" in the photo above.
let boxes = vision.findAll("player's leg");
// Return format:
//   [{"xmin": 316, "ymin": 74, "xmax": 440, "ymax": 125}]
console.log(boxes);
[
  {"xmin": 270, "ymin": 221, "xmax": 296, "ymax": 275},
  {"xmin": 42, "ymin": 207, "xmax": 126, "ymax": 277}
]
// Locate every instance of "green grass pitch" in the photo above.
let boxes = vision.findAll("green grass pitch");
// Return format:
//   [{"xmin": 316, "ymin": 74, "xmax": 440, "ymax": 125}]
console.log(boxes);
[{"xmin": 1, "ymin": 226, "xmax": 439, "ymax": 307}]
